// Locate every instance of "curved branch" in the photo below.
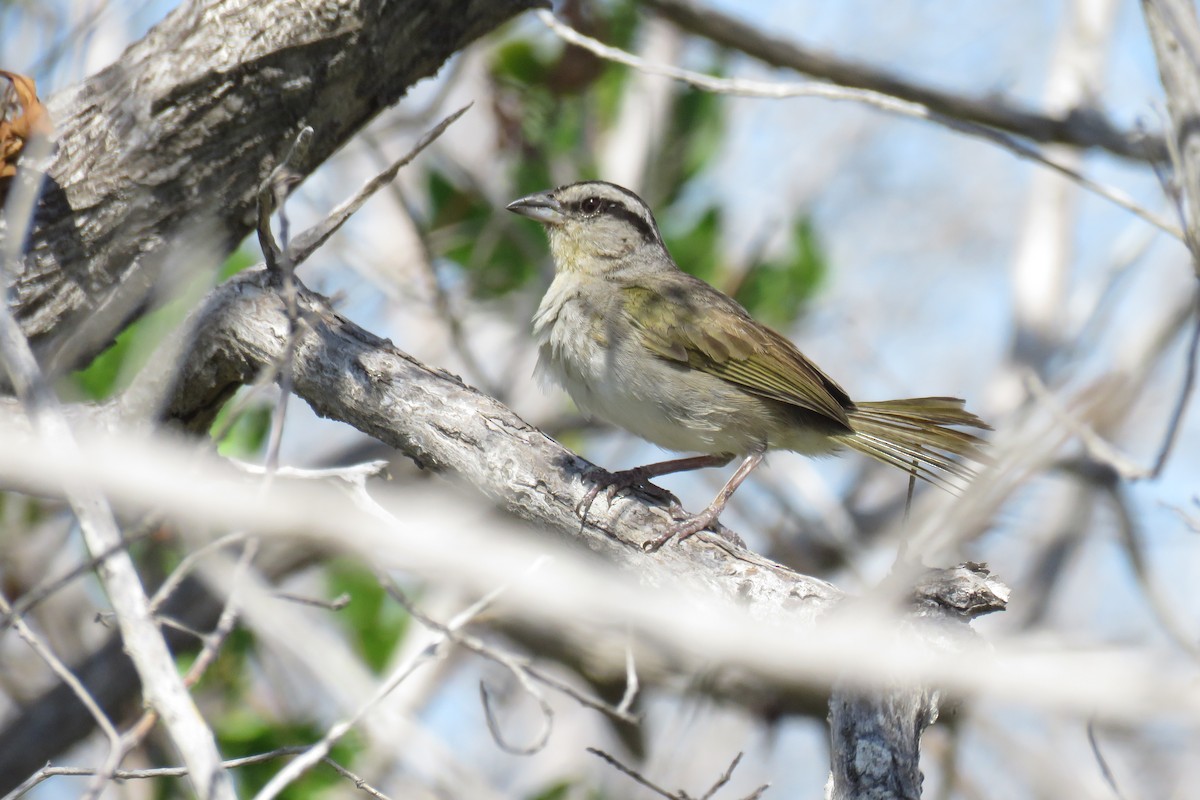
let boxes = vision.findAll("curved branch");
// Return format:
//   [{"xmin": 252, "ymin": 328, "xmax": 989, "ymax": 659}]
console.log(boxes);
[{"xmin": 646, "ymin": 0, "xmax": 1164, "ymax": 164}]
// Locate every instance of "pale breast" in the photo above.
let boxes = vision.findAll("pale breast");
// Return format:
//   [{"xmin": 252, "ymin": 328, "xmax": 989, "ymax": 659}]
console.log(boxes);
[{"xmin": 532, "ymin": 274, "xmax": 778, "ymax": 455}]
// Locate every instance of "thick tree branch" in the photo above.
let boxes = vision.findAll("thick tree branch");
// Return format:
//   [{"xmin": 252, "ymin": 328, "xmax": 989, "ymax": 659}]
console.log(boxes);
[
  {"xmin": 4, "ymin": 0, "xmax": 541, "ymax": 380},
  {"xmin": 160, "ymin": 268, "xmax": 837, "ymax": 601},
  {"xmin": 827, "ymin": 564, "xmax": 1008, "ymax": 800},
  {"xmin": 646, "ymin": 0, "xmax": 1164, "ymax": 163}
]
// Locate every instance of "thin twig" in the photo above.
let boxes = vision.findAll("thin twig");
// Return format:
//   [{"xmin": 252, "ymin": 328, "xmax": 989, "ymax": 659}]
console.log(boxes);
[
  {"xmin": 273, "ymin": 590, "xmax": 352, "ymax": 611},
  {"xmin": 0, "ymin": 133, "xmax": 233, "ymax": 800},
  {"xmin": 0, "ymin": 523, "xmax": 155, "ymax": 636},
  {"xmin": 644, "ymin": 0, "xmax": 1163, "ymax": 163},
  {"xmin": 252, "ymin": 564, "xmax": 521, "ymax": 800},
  {"xmin": 0, "ymin": 589, "xmax": 121, "ymax": 755},
  {"xmin": 1086, "ymin": 721, "xmax": 1128, "ymax": 800},
  {"xmin": 383, "ymin": 571, "xmax": 640, "ymax": 727},
  {"xmin": 1150, "ymin": 292, "xmax": 1200, "ymax": 477},
  {"xmin": 287, "ymin": 105, "xmax": 471, "ymax": 266},
  {"xmin": 4, "ymin": 746, "xmax": 392, "ymax": 800},
  {"xmin": 96, "ymin": 538, "xmax": 261, "ymax": 800},
  {"xmin": 478, "ymin": 681, "xmax": 553, "ymax": 755},
  {"xmin": 149, "ymin": 531, "xmax": 250, "ymax": 612},
  {"xmin": 1021, "ymin": 371, "xmax": 1149, "ymax": 481},
  {"xmin": 258, "ymin": 126, "xmax": 313, "ymax": 474},
  {"xmin": 617, "ymin": 639, "xmax": 640, "ymax": 716},
  {"xmin": 537, "ymin": 10, "xmax": 1182, "ymax": 241},
  {"xmin": 699, "ymin": 752, "xmax": 743, "ymax": 800},
  {"xmin": 360, "ymin": 134, "xmax": 498, "ymax": 397},
  {"xmin": 587, "ymin": 747, "xmax": 683, "ymax": 800},
  {"xmin": 1107, "ymin": 484, "xmax": 1200, "ymax": 660}
]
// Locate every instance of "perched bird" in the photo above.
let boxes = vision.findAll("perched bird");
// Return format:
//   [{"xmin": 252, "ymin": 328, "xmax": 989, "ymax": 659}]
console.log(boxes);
[{"xmin": 507, "ymin": 181, "xmax": 988, "ymax": 551}]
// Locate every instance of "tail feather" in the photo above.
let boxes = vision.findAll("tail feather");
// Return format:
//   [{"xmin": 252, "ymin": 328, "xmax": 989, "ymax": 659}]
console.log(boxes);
[{"xmin": 837, "ymin": 397, "xmax": 990, "ymax": 491}]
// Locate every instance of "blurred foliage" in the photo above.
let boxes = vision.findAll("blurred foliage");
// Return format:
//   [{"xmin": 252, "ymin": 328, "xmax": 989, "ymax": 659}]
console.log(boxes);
[
  {"xmin": 215, "ymin": 708, "xmax": 361, "ymax": 798},
  {"xmin": 212, "ymin": 402, "xmax": 272, "ymax": 459},
  {"xmin": 68, "ymin": 303, "xmax": 176, "ymax": 401},
  {"xmin": 326, "ymin": 560, "xmax": 409, "ymax": 674},
  {"xmin": 423, "ymin": 0, "xmax": 830, "ymax": 330},
  {"xmin": 663, "ymin": 206, "xmax": 722, "ymax": 285},
  {"xmin": 67, "ymin": 247, "xmax": 259, "ymax": 401},
  {"xmin": 734, "ymin": 216, "xmax": 827, "ymax": 327},
  {"xmin": 527, "ymin": 783, "xmax": 571, "ymax": 800}
]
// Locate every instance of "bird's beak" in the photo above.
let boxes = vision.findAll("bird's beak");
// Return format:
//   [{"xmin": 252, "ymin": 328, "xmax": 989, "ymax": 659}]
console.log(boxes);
[{"xmin": 506, "ymin": 192, "xmax": 566, "ymax": 225}]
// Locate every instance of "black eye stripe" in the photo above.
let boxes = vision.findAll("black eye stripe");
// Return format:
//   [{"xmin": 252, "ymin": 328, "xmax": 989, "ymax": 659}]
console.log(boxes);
[
  {"xmin": 606, "ymin": 205, "xmax": 656, "ymax": 242},
  {"xmin": 562, "ymin": 195, "xmax": 659, "ymax": 243}
]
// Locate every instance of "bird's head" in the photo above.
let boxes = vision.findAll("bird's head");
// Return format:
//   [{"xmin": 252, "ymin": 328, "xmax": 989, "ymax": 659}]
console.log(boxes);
[{"xmin": 507, "ymin": 181, "xmax": 667, "ymax": 273}]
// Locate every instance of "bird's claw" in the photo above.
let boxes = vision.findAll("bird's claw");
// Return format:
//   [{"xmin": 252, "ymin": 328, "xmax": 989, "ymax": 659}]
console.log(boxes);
[
  {"xmin": 642, "ymin": 510, "xmax": 745, "ymax": 553},
  {"xmin": 575, "ymin": 467, "xmax": 680, "ymax": 522}
]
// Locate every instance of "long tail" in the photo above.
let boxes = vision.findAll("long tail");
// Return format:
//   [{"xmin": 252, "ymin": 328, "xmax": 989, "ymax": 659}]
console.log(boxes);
[{"xmin": 836, "ymin": 397, "xmax": 990, "ymax": 491}]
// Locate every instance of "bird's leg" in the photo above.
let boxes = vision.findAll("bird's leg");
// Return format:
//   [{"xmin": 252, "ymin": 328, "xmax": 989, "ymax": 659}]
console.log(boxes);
[
  {"xmin": 576, "ymin": 453, "xmax": 734, "ymax": 519},
  {"xmin": 643, "ymin": 450, "xmax": 765, "ymax": 552}
]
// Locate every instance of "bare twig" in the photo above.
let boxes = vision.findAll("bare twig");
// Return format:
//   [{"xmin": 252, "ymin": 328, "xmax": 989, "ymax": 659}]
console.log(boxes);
[
  {"xmin": 251, "ymin": 563, "xmax": 525, "ymax": 800},
  {"xmin": 0, "ymin": 590, "xmax": 121, "ymax": 757},
  {"xmin": 0, "ymin": 524, "xmax": 155, "ymax": 636},
  {"xmin": 1150, "ymin": 296, "xmax": 1200, "ymax": 477},
  {"xmin": 478, "ymin": 681, "xmax": 553, "ymax": 756},
  {"xmin": 1107, "ymin": 484, "xmax": 1200, "ymax": 660},
  {"xmin": 359, "ymin": 134, "xmax": 498, "ymax": 397},
  {"xmin": 1021, "ymin": 371, "xmax": 1149, "ymax": 481},
  {"xmin": 587, "ymin": 747, "xmax": 765, "ymax": 800},
  {"xmin": 273, "ymin": 591, "xmax": 352, "ymax": 611},
  {"xmin": 644, "ymin": 0, "xmax": 1163, "ymax": 163},
  {"xmin": 617, "ymin": 641, "xmax": 640, "ymax": 716},
  {"xmin": 587, "ymin": 747, "xmax": 683, "ymax": 800},
  {"xmin": 1086, "ymin": 721, "xmax": 1128, "ymax": 800},
  {"xmin": 536, "ymin": 10, "xmax": 1182, "ymax": 241},
  {"xmin": 383, "ymin": 574, "xmax": 640, "ymax": 727},
  {"xmin": 258, "ymin": 126, "xmax": 313, "ymax": 473},
  {"xmin": 3, "ymin": 746, "xmax": 392, "ymax": 800},
  {"xmin": 700, "ymin": 752, "xmax": 746, "ymax": 800},
  {"xmin": 113, "ymin": 538, "xmax": 262, "ymax": 771},
  {"xmin": 287, "ymin": 105, "xmax": 471, "ymax": 266},
  {"xmin": 0, "ymin": 135, "xmax": 234, "ymax": 800},
  {"xmin": 149, "ymin": 531, "xmax": 250, "ymax": 612}
]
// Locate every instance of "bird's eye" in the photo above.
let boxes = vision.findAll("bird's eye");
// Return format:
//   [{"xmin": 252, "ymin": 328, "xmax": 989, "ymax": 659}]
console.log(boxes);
[{"xmin": 580, "ymin": 197, "xmax": 602, "ymax": 215}]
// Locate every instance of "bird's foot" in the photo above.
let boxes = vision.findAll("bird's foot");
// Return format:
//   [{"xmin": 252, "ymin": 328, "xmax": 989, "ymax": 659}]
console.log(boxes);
[
  {"xmin": 575, "ymin": 465, "xmax": 681, "ymax": 522},
  {"xmin": 642, "ymin": 506, "xmax": 745, "ymax": 553}
]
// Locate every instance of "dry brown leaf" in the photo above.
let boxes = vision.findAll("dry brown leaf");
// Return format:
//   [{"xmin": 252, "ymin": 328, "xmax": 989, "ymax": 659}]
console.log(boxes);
[{"xmin": 0, "ymin": 70, "xmax": 52, "ymax": 184}]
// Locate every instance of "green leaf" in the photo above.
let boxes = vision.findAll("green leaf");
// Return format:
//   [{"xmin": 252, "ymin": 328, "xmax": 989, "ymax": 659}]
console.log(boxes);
[
  {"xmin": 326, "ymin": 560, "xmax": 409, "ymax": 674},
  {"xmin": 68, "ymin": 248, "xmax": 258, "ymax": 401},
  {"xmin": 428, "ymin": 170, "xmax": 542, "ymax": 297},
  {"xmin": 213, "ymin": 403, "xmax": 272, "ymax": 459},
  {"xmin": 493, "ymin": 39, "xmax": 553, "ymax": 85},
  {"xmin": 526, "ymin": 781, "xmax": 574, "ymax": 800},
  {"xmin": 215, "ymin": 710, "xmax": 361, "ymax": 797},
  {"xmin": 663, "ymin": 206, "xmax": 722, "ymax": 285},
  {"xmin": 735, "ymin": 216, "xmax": 828, "ymax": 327}
]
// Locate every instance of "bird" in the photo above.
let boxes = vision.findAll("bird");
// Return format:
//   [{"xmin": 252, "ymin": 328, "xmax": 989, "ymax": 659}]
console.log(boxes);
[{"xmin": 507, "ymin": 180, "xmax": 988, "ymax": 551}]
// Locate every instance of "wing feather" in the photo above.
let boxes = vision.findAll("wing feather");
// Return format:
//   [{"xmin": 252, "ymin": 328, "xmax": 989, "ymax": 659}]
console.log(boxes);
[{"xmin": 621, "ymin": 280, "xmax": 852, "ymax": 427}]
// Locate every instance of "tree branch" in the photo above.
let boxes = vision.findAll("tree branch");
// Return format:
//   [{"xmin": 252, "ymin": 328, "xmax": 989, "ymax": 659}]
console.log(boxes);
[
  {"xmin": 827, "ymin": 564, "xmax": 1008, "ymax": 800},
  {"xmin": 5, "ymin": 0, "xmax": 541, "ymax": 381},
  {"xmin": 646, "ymin": 0, "xmax": 1163, "ymax": 163}
]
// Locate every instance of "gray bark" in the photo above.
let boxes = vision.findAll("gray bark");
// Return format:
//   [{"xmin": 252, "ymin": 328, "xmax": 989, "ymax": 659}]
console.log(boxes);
[
  {"xmin": 826, "ymin": 564, "xmax": 1008, "ymax": 800},
  {"xmin": 5, "ymin": 0, "xmax": 540, "ymax": 380},
  {"xmin": 646, "ymin": 0, "xmax": 1163, "ymax": 163},
  {"xmin": 1145, "ymin": 0, "xmax": 1200, "ymax": 268},
  {"xmin": 0, "ymin": 266, "xmax": 1007, "ymax": 791}
]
